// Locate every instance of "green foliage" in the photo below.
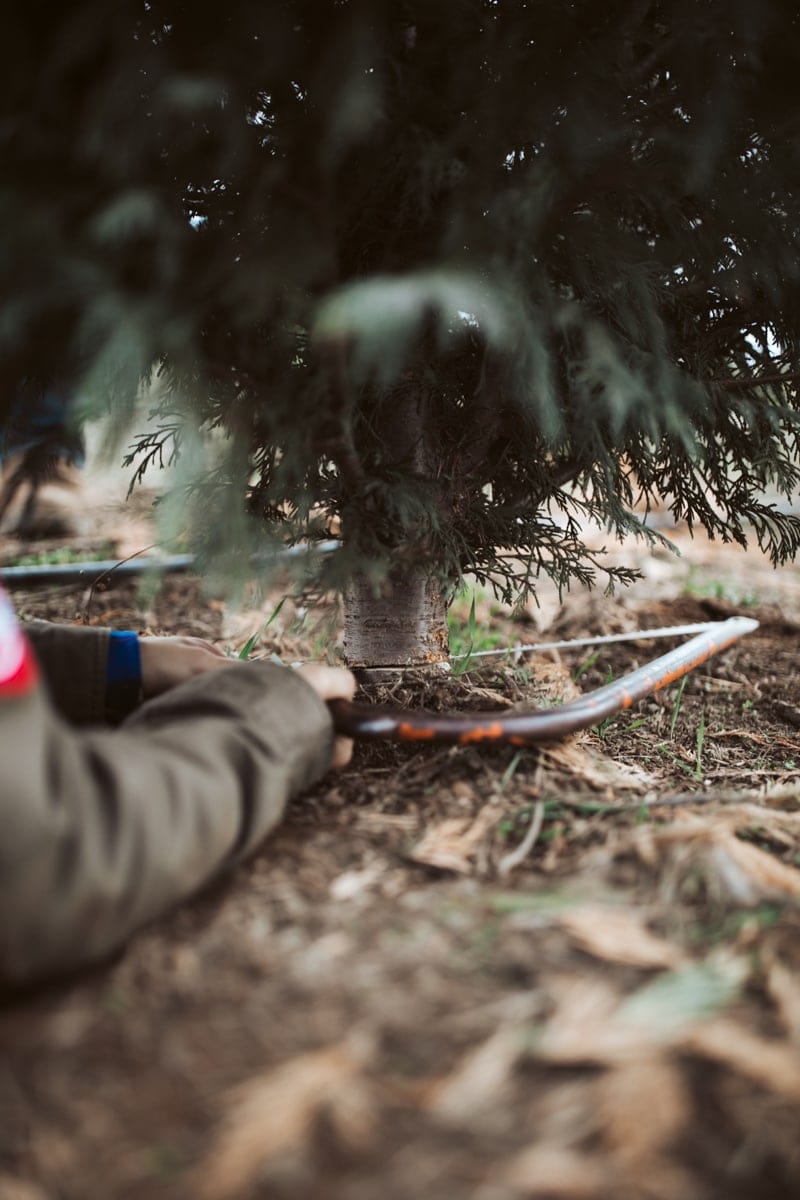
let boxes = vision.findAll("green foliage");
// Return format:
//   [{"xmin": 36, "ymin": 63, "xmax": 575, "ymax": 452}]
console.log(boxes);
[
  {"xmin": 573, "ymin": 650, "xmax": 601, "ymax": 682},
  {"xmin": 670, "ymin": 677, "xmax": 688, "ymax": 738},
  {"xmin": 237, "ymin": 631, "xmax": 261, "ymax": 662},
  {"xmin": 4, "ymin": 2, "xmax": 800, "ymax": 604},
  {"xmin": 237, "ymin": 597, "xmax": 287, "ymax": 660},
  {"xmin": 684, "ymin": 568, "xmax": 761, "ymax": 607},
  {"xmin": 695, "ymin": 709, "xmax": 707, "ymax": 780},
  {"xmin": 4, "ymin": 541, "xmax": 115, "ymax": 568},
  {"xmin": 448, "ymin": 589, "xmax": 503, "ymax": 672},
  {"xmin": 618, "ymin": 961, "xmax": 745, "ymax": 1033}
]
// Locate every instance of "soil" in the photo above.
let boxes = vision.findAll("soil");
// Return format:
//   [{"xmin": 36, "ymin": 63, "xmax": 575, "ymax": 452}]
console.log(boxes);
[{"xmin": 3, "ymin": 481, "xmax": 800, "ymax": 1200}]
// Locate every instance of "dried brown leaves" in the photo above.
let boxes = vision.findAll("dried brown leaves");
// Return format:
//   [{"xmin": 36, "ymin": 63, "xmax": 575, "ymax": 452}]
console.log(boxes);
[
  {"xmin": 628, "ymin": 808, "xmax": 800, "ymax": 905},
  {"xmin": 196, "ymin": 1041, "xmax": 375, "ymax": 1200},
  {"xmin": 556, "ymin": 906, "xmax": 685, "ymax": 970},
  {"xmin": 542, "ymin": 740, "xmax": 656, "ymax": 793},
  {"xmin": 494, "ymin": 950, "xmax": 800, "ymax": 1199},
  {"xmin": 409, "ymin": 804, "xmax": 500, "ymax": 873}
]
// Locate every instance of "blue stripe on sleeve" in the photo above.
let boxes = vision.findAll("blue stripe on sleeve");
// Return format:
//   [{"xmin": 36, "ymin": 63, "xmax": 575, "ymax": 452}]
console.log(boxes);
[{"xmin": 106, "ymin": 630, "xmax": 142, "ymax": 717}]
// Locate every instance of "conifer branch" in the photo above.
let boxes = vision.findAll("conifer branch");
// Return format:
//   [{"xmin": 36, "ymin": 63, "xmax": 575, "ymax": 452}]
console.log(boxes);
[
  {"xmin": 706, "ymin": 372, "xmax": 800, "ymax": 391},
  {"xmin": 5, "ymin": 0, "xmax": 800, "ymax": 615}
]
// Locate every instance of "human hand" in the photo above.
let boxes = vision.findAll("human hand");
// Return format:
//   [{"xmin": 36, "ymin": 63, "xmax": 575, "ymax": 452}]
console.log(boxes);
[
  {"xmin": 294, "ymin": 662, "xmax": 357, "ymax": 769},
  {"xmin": 139, "ymin": 635, "xmax": 230, "ymax": 698}
]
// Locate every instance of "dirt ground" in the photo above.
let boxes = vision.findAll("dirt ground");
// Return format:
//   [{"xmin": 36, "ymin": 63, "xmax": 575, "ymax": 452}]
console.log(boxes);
[{"xmin": 3, "ymin": 478, "xmax": 800, "ymax": 1200}]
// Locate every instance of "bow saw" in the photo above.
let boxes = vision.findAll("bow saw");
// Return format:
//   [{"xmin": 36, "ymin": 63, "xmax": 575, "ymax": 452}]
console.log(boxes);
[{"xmin": 329, "ymin": 616, "xmax": 759, "ymax": 745}]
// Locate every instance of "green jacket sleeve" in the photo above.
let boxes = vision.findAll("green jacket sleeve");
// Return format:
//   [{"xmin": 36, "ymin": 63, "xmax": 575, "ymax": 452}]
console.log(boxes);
[{"xmin": 0, "ymin": 661, "xmax": 333, "ymax": 987}]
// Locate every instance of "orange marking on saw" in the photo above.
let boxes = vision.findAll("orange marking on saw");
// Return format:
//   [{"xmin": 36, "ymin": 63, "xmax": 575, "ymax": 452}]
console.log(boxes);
[
  {"xmin": 653, "ymin": 650, "xmax": 716, "ymax": 692},
  {"xmin": 458, "ymin": 722, "xmax": 504, "ymax": 744},
  {"xmin": 398, "ymin": 723, "xmax": 436, "ymax": 741}
]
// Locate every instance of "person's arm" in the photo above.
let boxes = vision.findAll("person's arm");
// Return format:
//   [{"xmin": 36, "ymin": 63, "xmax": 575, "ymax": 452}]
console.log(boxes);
[
  {"xmin": 22, "ymin": 620, "xmax": 234, "ymax": 724},
  {"xmin": 0, "ymin": 618, "xmax": 354, "ymax": 986}
]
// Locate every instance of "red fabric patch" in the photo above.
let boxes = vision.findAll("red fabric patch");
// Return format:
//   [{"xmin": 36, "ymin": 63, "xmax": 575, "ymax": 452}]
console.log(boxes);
[{"xmin": 0, "ymin": 580, "xmax": 38, "ymax": 697}]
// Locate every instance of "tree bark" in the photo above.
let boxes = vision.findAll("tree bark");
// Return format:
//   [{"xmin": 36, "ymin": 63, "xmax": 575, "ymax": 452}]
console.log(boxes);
[
  {"xmin": 343, "ymin": 567, "xmax": 448, "ymax": 668},
  {"xmin": 341, "ymin": 381, "xmax": 452, "ymax": 669}
]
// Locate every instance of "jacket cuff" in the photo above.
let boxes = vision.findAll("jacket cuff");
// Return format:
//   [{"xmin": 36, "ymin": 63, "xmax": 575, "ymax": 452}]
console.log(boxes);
[
  {"xmin": 105, "ymin": 631, "xmax": 143, "ymax": 720},
  {"xmin": 23, "ymin": 619, "xmax": 110, "ymax": 724}
]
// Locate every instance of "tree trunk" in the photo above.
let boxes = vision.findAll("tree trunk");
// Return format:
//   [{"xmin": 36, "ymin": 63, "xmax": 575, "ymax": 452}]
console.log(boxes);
[
  {"xmin": 343, "ymin": 567, "xmax": 449, "ymax": 669},
  {"xmin": 341, "ymin": 381, "xmax": 453, "ymax": 670}
]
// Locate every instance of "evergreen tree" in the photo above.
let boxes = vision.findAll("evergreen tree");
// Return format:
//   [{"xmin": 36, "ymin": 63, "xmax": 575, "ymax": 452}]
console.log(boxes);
[{"xmin": 3, "ymin": 1, "xmax": 800, "ymax": 665}]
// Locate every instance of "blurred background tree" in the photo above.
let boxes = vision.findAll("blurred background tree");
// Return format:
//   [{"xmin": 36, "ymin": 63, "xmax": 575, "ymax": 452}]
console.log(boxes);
[{"xmin": 3, "ymin": 0, "xmax": 800, "ymax": 665}]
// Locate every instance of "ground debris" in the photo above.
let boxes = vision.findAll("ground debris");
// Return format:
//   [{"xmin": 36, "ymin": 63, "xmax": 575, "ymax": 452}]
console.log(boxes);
[
  {"xmin": 556, "ymin": 905, "xmax": 685, "ymax": 970},
  {"xmin": 681, "ymin": 1019, "xmax": 800, "ymax": 1101},
  {"xmin": 7, "ymin": 517, "xmax": 800, "ymax": 1199},
  {"xmin": 195, "ymin": 1040, "xmax": 375, "ymax": 1200},
  {"xmin": 409, "ymin": 804, "xmax": 501, "ymax": 874},
  {"xmin": 617, "ymin": 813, "xmax": 800, "ymax": 905}
]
